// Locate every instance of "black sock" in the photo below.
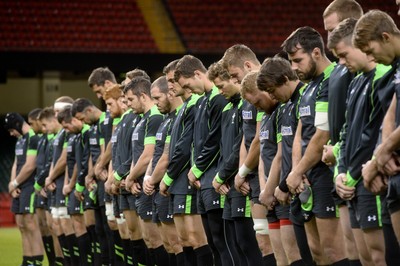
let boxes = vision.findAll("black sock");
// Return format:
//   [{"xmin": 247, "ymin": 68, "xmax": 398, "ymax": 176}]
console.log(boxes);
[
  {"xmin": 194, "ymin": 245, "xmax": 213, "ymax": 266},
  {"xmin": 292, "ymin": 223, "xmax": 314, "ymax": 266},
  {"xmin": 168, "ymin": 253, "xmax": 177, "ymax": 266},
  {"xmin": 149, "ymin": 245, "xmax": 169, "ymax": 266},
  {"xmin": 87, "ymin": 224, "xmax": 101, "ymax": 266},
  {"xmin": 122, "ymin": 239, "xmax": 134, "ymax": 266},
  {"xmin": 176, "ymin": 252, "xmax": 185, "ymax": 266},
  {"xmin": 32, "ymin": 255, "xmax": 44, "ymax": 266},
  {"xmin": 263, "ymin": 254, "xmax": 277, "ymax": 266},
  {"xmin": 349, "ymin": 260, "xmax": 362, "ymax": 266},
  {"xmin": 22, "ymin": 256, "xmax": 28, "ymax": 266},
  {"xmin": 77, "ymin": 233, "xmax": 91, "ymax": 266},
  {"xmin": 42, "ymin": 236, "xmax": 56, "ymax": 265},
  {"xmin": 132, "ymin": 239, "xmax": 148, "ymax": 266},
  {"xmin": 58, "ymin": 234, "xmax": 71, "ymax": 266},
  {"xmin": 95, "ymin": 207, "xmax": 110, "ymax": 266},
  {"xmin": 26, "ymin": 256, "xmax": 35, "ymax": 266},
  {"xmin": 55, "ymin": 257, "xmax": 64, "ymax": 266},
  {"xmin": 182, "ymin": 246, "xmax": 196, "ymax": 266},
  {"xmin": 112, "ymin": 230, "xmax": 125, "ymax": 265},
  {"xmin": 65, "ymin": 234, "xmax": 79, "ymax": 266},
  {"xmin": 290, "ymin": 259, "xmax": 306, "ymax": 266}
]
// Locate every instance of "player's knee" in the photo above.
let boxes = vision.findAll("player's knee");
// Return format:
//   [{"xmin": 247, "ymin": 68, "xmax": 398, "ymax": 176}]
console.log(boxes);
[{"xmin": 253, "ymin": 218, "xmax": 269, "ymax": 235}]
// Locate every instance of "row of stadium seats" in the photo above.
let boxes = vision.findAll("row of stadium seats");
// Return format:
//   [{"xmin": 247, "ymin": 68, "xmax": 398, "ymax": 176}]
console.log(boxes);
[{"xmin": 0, "ymin": 0, "xmax": 398, "ymax": 54}]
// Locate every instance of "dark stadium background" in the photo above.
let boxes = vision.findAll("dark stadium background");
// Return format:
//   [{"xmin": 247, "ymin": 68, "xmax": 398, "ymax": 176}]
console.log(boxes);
[{"xmin": 0, "ymin": 0, "xmax": 398, "ymax": 225}]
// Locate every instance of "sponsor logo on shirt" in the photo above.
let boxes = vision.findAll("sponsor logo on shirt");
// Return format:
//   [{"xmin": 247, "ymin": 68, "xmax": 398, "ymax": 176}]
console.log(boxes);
[
  {"xmin": 104, "ymin": 117, "xmax": 109, "ymax": 125},
  {"xmin": 15, "ymin": 149, "xmax": 24, "ymax": 156},
  {"xmin": 132, "ymin": 133, "xmax": 139, "ymax": 141},
  {"xmin": 89, "ymin": 138, "xmax": 97, "ymax": 145},
  {"xmin": 260, "ymin": 130, "xmax": 269, "ymax": 140},
  {"xmin": 231, "ymin": 112, "xmax": 236, "ymax": 124},
  {"xmin": 368, "ymin": 215, "xmax": 377, "ymax": 222},
  {"xmin": 67, "ymin": 145, "xmax": 73, "ymax": 153},
  {"xmin": 281, "ymin": 126, "xmax": 293, "ymax": 136},
  {"xmin": 156, "ymin": 132, "xmax": 163, "ymax": 141},
  {"xmin": 111, "ymin": 135, "xmax": 117, "ymax": 143},
  {"xmin": 394, "ymin": 69, "xmax": 400, "ymax": 84},
  {"xmin": 299, "ymin": 105, "xmax": 311, "ymax": 117},
  {"xmin": 54, "ymin": 139, "xmax": 60, "ymax": 146},
  {"xmin": 242, "ymin": 110, "xmax": 253, "ymax": 120}
]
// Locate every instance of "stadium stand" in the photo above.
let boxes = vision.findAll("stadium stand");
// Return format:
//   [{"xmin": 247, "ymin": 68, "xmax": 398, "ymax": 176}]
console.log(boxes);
[{"xmin": 0, "ymin": 0, "xmax": 158, "ymax": 53}]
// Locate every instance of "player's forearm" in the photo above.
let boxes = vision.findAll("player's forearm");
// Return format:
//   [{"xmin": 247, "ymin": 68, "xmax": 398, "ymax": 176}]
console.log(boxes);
[
  {"xmin": 15, "ymin": 159, "xmax": 36, "ymax": 184},
  {"xmin": 150, "ymin": 153, "xmax": 169, "ymax": 184},
  {"xmin": 99, "ymin": 142, "xmax": 112, "ymax": 167},
  {"xmin": 49, "ymin": 150, "xmax": 67, "ymax": 181},
  {"xmin": 266, "ymin": 143, "xmax": 282, "ymax": 193},
  {"xmin": 243, "ymin": 135, "xmax": 260, "ymax": 169},
  {"xmin": 295, "ymin": 129, "xmax": 330, "ymax": 175}
]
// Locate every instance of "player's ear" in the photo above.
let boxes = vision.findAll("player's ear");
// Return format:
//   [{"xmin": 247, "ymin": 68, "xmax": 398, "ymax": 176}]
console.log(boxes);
[
  {"xmin": 382, "ymin": 32, "xmax": 391, "ymax": 43},
  {"xmin": 311, "ymin": 47, "xmax": 321, "ymax": 59},
  {"xmin": 244, "ymin": 61, "xmax": 252, "ymax": 72}
]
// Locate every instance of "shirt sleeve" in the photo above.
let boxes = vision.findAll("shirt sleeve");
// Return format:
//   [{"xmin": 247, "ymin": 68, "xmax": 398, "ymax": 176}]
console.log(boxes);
[
  {"xmin": 315, "ymin": 77, "xmax": 330, "ymax": 131},
  {"xmin": 191, "ymin": 95, "xmax": 227, "ymax": 179},
  {"xmin": 164, "ymin": 104, "xmax": 196, "ymax": 185}
]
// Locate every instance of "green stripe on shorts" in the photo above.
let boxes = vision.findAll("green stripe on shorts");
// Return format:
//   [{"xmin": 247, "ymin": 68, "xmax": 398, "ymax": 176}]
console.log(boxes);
[{"xmin": 185, "ymin": 195, "xmax": 192, "ymax": 214}]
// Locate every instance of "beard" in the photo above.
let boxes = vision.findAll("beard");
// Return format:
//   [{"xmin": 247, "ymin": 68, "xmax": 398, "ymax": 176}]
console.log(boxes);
[{"xmin": 297, "ymin": 59, "xmax": 317, "ymax": 82}]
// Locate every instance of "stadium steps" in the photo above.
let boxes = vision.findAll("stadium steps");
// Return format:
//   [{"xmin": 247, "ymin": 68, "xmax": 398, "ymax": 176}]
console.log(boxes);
[{"xmin": 136, "ymin": 0, "xmax": 185, "ymax": 54}]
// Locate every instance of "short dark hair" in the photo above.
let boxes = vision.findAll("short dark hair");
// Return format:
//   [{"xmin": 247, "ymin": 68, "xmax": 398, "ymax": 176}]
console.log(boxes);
[
  {"xmin": 88, "ymin": 67, "xmax": 117, "ymax": 87},
  {"xmin": 174, "ymin": 55, "xmax": 207, "ymax": 81},
  {"xmin": 71, "ymin": 98, "xmax": 94, "ymax": 116},
  {"xmin": 57, "ymin": 106, "xmax": 73, "ymax": 124},
  {"xmin": 28, "ymin": 108, "xmax": 42, "ymax": 120},
  {"xmin": 163, "ymin": 59, "xmax": 180, "ymax": 74},
  {"xmin": 38, "ymin": 107, "xmax": 56, "ymax": 121},
  {"xmin": 151, "ymin": 76, "xmax": 169, "ymax": 94},
  {"xmin": 124, "ymin": 77, "xmax": 152, "ymax": 97},
  {"xmin": 327, "ymin": 18, "xmax": 357, "ymax": 50},
  {"xmin": 257, "ymin": 57, "xmax": 298, "ymax": 92},
  {"xmin": 281, "ymin": 26, "xmax": 325, "ymax": 55}
]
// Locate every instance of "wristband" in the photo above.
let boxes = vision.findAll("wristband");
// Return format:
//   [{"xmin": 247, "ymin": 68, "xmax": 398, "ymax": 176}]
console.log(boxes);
[
  {"xmin": 238, "ymin": 164, "xmax": 251, "ymax": 178},
  {"xmin": 12, "ymin": 179, "xmax": 19, "ymax": 189}
]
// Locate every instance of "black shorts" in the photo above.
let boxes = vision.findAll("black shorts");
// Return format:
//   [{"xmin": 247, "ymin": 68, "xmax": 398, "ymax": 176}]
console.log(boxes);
[
  {"xmin": 266, "ymin": 206, "xmax": 279, "ymax": 224},
  {"xmin": 275, "ymin": 202, "xmax": 290, "ymax": 220},
  {"xmin": 112, "ymin": 194, "xmax": 122, "ymax": 218},
  {"xmin": 34, "ymin": 193, "xmax": 48, "ymax": 210},
  {"xmin": 152, "ymin": 192, "xmax": 174, "ymax": 223},
  {"xmin": 119, "ymin": 193, "xmax": 136, "ymax": 212},
  {"xmin": 289, "ymin": 195, "xmax": 313, "ymax": 225},
  {"xmin": 97, "ymin": 180, "xmax": 106, "ymax": 207},
  {"xmin": 387, "ymin": 174, "xmax": 400, "ymax": 215},
  {"xmin": 171, "ymin": 193, "xmax": 198, "ymax": 215},
  {"xmin": 54, "ymin": 182, "xmax": 67, "ymax": 208},
  {"xmin": 11, "ymin": 185, "xmax": 35, "ymax": 214},
  {"xmin": 67, "ymin": 189, "xmax": 83, "ymax": 215},
  {"xmin": 223, "ymin": 192, "xmax": 252, "ymax": 220},
  {"xmin": 349, "ymin": 182, "xmax": 383, "ymax": 230},
  {"xmin": 248, "ymin": 173, "xmax": 261, "ymax": 202},
  {"xmin": 83, "ymin": 189, "xmax": 98, "ymax": 210},
  {"xmin": 197, "ymin": 188, "xmax": 225, "ymax": 214},
  {"xmin": 135, "ymin": 192, "xmax": 153, "ymax": 221}
]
